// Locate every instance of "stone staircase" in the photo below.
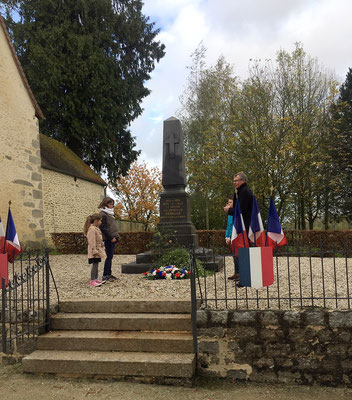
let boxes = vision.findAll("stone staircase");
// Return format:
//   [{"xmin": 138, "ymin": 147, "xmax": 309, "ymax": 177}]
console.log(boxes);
[{"xmin": 22, "ymin": 299, "xmax": 196, "ymax": 385}]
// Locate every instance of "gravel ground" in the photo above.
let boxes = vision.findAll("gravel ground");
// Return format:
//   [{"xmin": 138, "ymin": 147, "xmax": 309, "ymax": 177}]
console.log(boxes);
[{"xmin": 46, "ymin": 254, "xmax": 352, "ymax": 310}]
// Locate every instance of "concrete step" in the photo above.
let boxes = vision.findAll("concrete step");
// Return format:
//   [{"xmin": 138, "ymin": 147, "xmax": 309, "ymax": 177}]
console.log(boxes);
[
  {"xmin": 23, "ymin": 350, "xmax": 196, "ymax": 378},
  {"xmin": 51, "ymin": 313, "xmax": 192, "ymax": 331},
  {"xmin": 38, "ymin": 330, "xmax": 193, "ymax": 353},
  {"xmin": 59, "ymin": 299, "xmax": 193, "ymax": 314}
]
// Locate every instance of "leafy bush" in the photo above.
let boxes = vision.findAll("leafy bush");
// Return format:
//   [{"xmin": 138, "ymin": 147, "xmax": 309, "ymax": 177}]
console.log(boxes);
[
  {"xmin": 153, "ymin": 246, "xmax": 212, "ymax": 277},
  {"xmin": 154, "ymin": 247, "xmax": 190, "ymax": 270}
]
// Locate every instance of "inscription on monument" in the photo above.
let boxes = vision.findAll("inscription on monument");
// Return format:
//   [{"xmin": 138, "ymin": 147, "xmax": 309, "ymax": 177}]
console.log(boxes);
[{"xmin": 160, "ymin": 197, "xmax": 186, "ymax": 221}]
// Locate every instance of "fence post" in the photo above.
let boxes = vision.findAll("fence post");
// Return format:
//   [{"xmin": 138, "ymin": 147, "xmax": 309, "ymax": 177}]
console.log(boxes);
[
  {"xmin": 190, "ymin": 246, "xmax": 198, "ymax": 355},
  {"xmin": 1, "ymin": 277, "xmax": 7, "ymax": 353},
  {"xmin": 45, "ymin": 249, "xmax": 50, "ymax": 331}
]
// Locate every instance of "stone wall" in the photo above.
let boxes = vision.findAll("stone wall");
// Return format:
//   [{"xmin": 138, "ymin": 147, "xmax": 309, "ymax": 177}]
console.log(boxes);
[
  {"xmin": 197, "ymin": 309, "xmax": 352, "ymax": 386},
  {"xmin": 42, "ymin": 168, "xmax": 105, "ymax": 243},
  {"xmin": 117, "ymin": 220, "xmax": 144, "ymax": 232},
  {"xmin": 0, "ymin": 24, "xmax": 45, "ymax": 247}
]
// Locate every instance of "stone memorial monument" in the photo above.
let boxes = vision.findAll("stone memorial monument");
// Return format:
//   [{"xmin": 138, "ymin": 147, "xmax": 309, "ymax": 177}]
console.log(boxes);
[
  {"xmin": 121, "ymin": 117, "xmax": 222, "ymax": 274},
  {"xmin": 157, "ymin": 117, "xmax": 198, "ymax": 247}
]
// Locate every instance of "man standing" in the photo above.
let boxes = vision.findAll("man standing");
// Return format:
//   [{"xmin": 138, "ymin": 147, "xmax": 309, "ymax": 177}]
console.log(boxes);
[{"xmin": 224, "ymin": 172, "xmax": 253, "ymax": 281}]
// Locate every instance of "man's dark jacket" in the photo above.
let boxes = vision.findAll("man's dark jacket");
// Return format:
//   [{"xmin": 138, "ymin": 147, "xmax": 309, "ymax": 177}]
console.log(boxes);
[{"xmin": 227, "ymin": 183, "xmax": 253, "ymax": 233}]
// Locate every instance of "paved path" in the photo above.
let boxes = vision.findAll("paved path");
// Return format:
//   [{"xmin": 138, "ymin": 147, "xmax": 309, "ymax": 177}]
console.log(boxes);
[{"xmin": 1, "ymin": 364, "xmax": 351, "ymax": 400}]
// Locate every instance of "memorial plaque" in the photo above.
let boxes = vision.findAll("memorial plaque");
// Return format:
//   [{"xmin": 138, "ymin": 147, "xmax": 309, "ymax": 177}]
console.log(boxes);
[{"xmin": 160, "ymin": 197, "xmax": 187, "ymax": 222}]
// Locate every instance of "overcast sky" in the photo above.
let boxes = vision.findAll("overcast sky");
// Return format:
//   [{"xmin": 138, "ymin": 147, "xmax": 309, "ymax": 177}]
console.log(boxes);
[{"xmin": 130, "ymin": 0, "xmax": 352, "ymax": 170}]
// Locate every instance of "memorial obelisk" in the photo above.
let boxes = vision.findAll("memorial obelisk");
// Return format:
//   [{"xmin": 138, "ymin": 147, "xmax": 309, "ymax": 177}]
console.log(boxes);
[{"xmin": 157, "ymin": 117, "xmax": 198, "ymax": 247}]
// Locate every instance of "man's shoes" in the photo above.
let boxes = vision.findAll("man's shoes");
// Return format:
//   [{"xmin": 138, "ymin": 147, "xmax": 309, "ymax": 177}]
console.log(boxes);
[
  {"xmin": 95, "ymin": 279, "xmax": 106, "ymax": 285},
  {"xmin": 102, "ymin": 275, "xmax": 117, "ymax": 282},
  {"xmin": 236, "ymin": 282, "xmax": 245, "ymax": 288}
]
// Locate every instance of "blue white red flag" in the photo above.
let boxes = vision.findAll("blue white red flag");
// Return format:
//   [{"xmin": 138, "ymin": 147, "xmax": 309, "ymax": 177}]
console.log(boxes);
[
  {"xmin": 231, "ymin": 200, "xmax": 249, "ymax": 256},
  {"xmin": 265, "ymin": 196, "xmax": 287, "ymax": 249},
  {"xmin": 238, "ymin": 247, "xmax": 274, "ymax": 289},
  {"xmin": 0, "ymin": 217, "xmax": 5, "ymax": 254},
  {"xmin": 5, "ymin": 209, "xmax": 22, "ymax": 263},
  {"xmin": 248, "ymin": 196, "xmax": 265, "ymax": 247}
]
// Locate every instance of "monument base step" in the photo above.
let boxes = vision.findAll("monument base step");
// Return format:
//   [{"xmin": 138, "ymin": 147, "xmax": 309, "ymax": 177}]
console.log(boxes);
[
  {"xmin": 121, "ymin": 248, "xmax": 224, "ymax": 274},
  {"xmin": 202, "ymin": 256, "xmax": 224, "ymax": 272},
  {"xmin": 121, "ymin": 262, "xmax": 151, "ymax": 274},
  {"xmin": 136, "ymin": 251, "xmax": 154, "ymax": 264}
]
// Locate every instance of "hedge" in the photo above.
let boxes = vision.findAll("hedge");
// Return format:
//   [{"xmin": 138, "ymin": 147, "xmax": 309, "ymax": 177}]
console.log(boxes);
[
  {"xmin": 51, "ymin": 232, "xmax": 154, "ymax": 255},
  {"xmin": 51, "ymin": 230, "xmax": 352, "ymax": 255},
  {"xmin": 198, "ymin": 230, "xmax": 352, "ymax": 253}
]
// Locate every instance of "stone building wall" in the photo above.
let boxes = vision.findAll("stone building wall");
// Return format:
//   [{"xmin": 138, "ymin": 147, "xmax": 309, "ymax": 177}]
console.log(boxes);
[
  {"xmin": 42, "ymin": 168, "xmax": 105, "ymax": 242},
  {"xmin": 197, "ymin": 309, "xmax": 352, "ymax": 386},
  {"xmin": 0, "ymin": 23, "xmax": 45, "ymax": 247}
]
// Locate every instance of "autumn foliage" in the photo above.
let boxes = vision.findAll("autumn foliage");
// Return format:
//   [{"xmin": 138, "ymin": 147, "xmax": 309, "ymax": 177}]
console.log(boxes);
[{"xmin": 111, "ymin": 161, "xmax": 162, "ymax": 231}]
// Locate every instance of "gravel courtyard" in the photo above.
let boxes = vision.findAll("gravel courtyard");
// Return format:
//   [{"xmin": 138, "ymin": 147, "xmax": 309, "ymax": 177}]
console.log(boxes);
[{"xmin": 47, "ymin": 254, "xmax": 352, "ymax": 310}]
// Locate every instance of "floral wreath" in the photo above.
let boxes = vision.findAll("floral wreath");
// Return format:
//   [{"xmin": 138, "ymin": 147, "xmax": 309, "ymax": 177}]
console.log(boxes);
[{"xmin": 144, "ymin": 265, "xmax": 191, "ymax": 280}]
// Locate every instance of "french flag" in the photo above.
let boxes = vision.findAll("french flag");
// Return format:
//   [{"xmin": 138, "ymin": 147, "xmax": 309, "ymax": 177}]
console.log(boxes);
[
  {"xmin": 5, "ymin": 209, "xmax": 22, "ymax": 263},
  {"xmin": 265, "ymin": 196, "xmax": 287, "ymax": 249},
  {"xmin": 0, "ymin": 217, "xmax": 5, "ymax": 253},
  {"xmin": 248, "ymin": 196, "xmax": 265, "ymax": 247},
  {"xmin": 231, "ymin": 200, "xmax": 249, "ymax": 256},
  {"xmin": 0, "ymin": 217, "xmax": 8, "ymax": 287},
  {"xmin": 238, "ymin": 247, "xmax": 274, "ymax": 289}
]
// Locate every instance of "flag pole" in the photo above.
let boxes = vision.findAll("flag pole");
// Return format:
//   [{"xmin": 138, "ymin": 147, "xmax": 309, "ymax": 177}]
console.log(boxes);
[
  {"xmin": 265, "ymin": 187, "xmax": 274, "ymax": 247},
  {"xmin": 252, "ymin": 185, "xmax": 256, "ymax": 247},
  {"xmin": 252, "ymin": 196, "xmax": 256, "ymax": 247},
  {"xmin": 3, "ymin": 200, "xmax": 11, "ymax": 254},
  {"xmin": 236, "ymin": 188, "xmax": 248, "ymax": 249}
]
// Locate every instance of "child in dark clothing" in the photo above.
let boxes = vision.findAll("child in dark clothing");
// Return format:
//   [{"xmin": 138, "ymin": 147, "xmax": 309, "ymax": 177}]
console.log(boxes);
[{"xmin": 98, "ymin": 197, "xmax": 120, "ymax": 282}]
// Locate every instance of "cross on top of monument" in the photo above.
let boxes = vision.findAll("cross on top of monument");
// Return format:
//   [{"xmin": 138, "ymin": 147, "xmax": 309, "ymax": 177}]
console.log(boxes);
[{"xmin": 165, "ymin": 132, "xmax": 179, "ymax": 159}]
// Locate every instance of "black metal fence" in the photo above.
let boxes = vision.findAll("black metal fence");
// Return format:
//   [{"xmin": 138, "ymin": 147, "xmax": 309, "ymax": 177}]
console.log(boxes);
[
  {"xmin": 189, "ymin": 243, "xmax": 352, "ymax": 311},
  {"xmin": 1, "ymin": 250, "xmax": 59, "ymax": 354}
]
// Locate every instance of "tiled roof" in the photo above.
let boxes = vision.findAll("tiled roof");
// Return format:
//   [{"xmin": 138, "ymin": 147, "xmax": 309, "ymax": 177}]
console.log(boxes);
[{"xmin": 40, "ymin": 134, "xmax": 106, "ymax": 186}]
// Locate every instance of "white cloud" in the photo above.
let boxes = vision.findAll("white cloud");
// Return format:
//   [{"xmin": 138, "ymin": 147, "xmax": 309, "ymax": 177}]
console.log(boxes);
[{"xmin": 133, "ymin": 0, "xmax": 352, "ymax": 169}]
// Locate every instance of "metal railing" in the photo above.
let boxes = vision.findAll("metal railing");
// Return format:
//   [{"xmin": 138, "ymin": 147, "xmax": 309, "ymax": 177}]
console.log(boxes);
[
  {"xmin": 189, "ymin": 242, "xmax": 352, "ymax": 311},
  {"xmin": 1, "ymin": 249, "xmax": 59, "ymax": 354}
]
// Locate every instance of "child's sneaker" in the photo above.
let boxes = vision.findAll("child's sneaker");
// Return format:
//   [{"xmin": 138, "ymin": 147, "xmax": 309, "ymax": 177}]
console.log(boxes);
[
  {"xmin": 89, "ymin": 280, "xmax": 102, "ymax": 287},
  {"xmin": 95, "ymin": 279, "xmax": 106, "ymax": 285}
]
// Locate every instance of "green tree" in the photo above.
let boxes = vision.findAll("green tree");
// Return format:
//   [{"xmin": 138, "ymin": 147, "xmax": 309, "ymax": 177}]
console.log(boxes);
[
  {"xmin": 330, "ymin": 68, "xmax": 352, "ymax": 221},
  {"xmin": 274, "ymin": 45, "xmax": 337, "ymax": 229},
  {"xmin": 179, "ymin": 46, "xmax": 239, "ymax": 229},
  {"xmin": 232, "ymin": 45, "xmax": 337, "ymax": 228},
  {"xmin": 179, "ymin": 43, "xmax": 338, "ymax": 229},
  {"xmin": 1, "ymin": 0, "xmax": 165, "ymax": 182}
]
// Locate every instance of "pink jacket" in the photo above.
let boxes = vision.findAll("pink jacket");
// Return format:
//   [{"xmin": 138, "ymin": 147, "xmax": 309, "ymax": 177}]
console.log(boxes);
[{"xmin": 87, "ymin": 225, "xmax": 106, "ymax": 259}]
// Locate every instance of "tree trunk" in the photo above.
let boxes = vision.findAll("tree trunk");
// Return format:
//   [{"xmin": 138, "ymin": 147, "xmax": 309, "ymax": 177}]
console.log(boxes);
[
  {"xmin": 324, "ymin": 188, "xmax": 329, "ymax": 230},
  {"xmin": 300, "ymin": 196, "xmax": 306, "ymax": 230},
  {"xmin": 205, "ymin": 197, "xmax": 209, "ymax": 230}
]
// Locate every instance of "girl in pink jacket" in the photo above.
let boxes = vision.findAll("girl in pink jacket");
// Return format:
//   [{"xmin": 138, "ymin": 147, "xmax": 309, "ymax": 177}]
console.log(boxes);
[{"xmin": 84, "ymin": 214, "xmax": 107, "ymax": 287}]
